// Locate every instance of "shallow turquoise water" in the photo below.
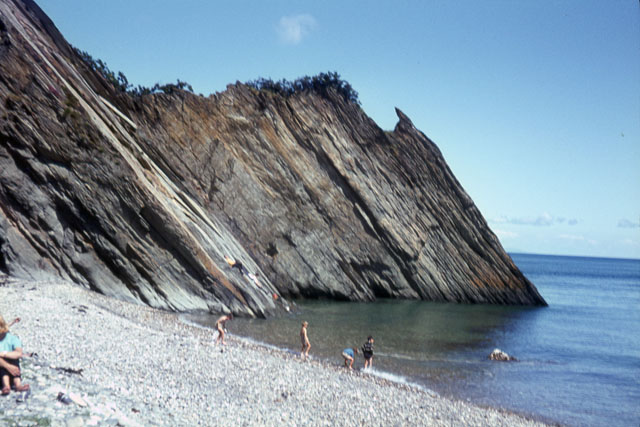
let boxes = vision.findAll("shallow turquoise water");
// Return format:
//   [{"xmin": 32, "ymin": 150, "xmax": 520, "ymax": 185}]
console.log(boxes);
[{"xmin": 188, "ymin": 254, "xmax": 640, "ymax": 426}]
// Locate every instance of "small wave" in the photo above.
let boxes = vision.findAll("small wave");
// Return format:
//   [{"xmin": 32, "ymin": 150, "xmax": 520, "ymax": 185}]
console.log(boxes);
[
  {"xmin": 179, "ymin": 315, "xmax": 216, "ymax": 331},
  {"xmin": 363, "ymin": 367, "xmax": 438, "ymax": 396},
  {"xmin": 234, "ymin": 335, "xmax": 298, "ymax": 354},
  {"xmin": 377, "ymin": 352, "xmax": 460, "ymax": 364},
  {"xmin": 379, "ymin": 351, "xmax": 555, "ymax": 367},
  {"xmin": 377, "ymin": 352, "xmax": 423, "ymax": 361},
  {"xmin": 377, "ymin": 352, "xmax": 452, "ymax": 363}
]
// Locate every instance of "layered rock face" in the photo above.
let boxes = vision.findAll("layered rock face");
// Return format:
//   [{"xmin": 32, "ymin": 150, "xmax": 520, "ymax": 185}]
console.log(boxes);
[{"xmin": 0, "ymin": 0, "xmax": 546, "ymax": 316}]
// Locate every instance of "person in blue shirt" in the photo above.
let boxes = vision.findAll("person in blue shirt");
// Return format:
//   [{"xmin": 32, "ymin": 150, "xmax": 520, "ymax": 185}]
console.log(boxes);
[
  {"xmin": 0, "ymin": 315, "xmax": 30, "ymax": 395},
  {"xmin": 341, "ymin": 347, "xmax": 358, "ymax": 369}
]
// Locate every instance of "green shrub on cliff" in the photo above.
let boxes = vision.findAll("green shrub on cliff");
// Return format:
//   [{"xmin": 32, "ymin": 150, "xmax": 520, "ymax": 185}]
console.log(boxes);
[
  {"xmin": 72, "ymin": 46, "xmax": 356, "ymax": 105},
  {"xmin": 72, "ymin": 47, "xmax": 193, "ymax": 97},
  {"xmin": 246, "ymin": 71, "xmax": 360, "ymax": 105},
  {"xmin": 74, "ymin": 48, "xmax": 130, "ymax": 92}
]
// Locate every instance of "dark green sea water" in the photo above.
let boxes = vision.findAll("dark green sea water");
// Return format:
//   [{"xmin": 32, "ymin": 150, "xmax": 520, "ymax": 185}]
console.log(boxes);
[{"xmin": 187, "ymin": 254, "xmax": 640, "ymax": 426}]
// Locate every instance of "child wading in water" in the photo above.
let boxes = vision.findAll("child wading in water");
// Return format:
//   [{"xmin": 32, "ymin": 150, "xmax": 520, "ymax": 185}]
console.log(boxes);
[
  {"xmin": 341, "ymin": 347, "xmax": 358, "ymax": 369},
  {"xmin": 300, "ymin": 321, "xmax": 311, "ymax": 359},
  {"xmin": 362, "ymin": 336, "xmax": 374, "ymax": 369}
]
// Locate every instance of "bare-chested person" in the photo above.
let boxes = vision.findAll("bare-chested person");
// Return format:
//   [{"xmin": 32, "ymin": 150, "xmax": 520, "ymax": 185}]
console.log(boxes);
[
  {"xmin": 300, "ymin": 321, "xmax": 311, "ymax": 359},
  {"xmin": 215, "ymin": 314, "xmax": 233, "ymax": 345}
]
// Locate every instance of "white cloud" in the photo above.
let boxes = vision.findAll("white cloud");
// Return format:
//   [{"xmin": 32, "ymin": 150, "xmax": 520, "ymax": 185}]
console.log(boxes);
[
  {"xmin": 618, "ymin": 218, "xmax": 640, "ymax": 228},
  {"xmin": 494, "ymin": 229, "xmax": 518, "ymax": 239},
  {"xmin": 490, "ymin": 213, "xmax": 578, "ymax": 227},
  {"xmin": 558, "ymin": 234, "xmax": 597, "ymax": 245},
  {"xmin": 277, "ymin": 14, "xmax": 317, "ymax": 45}
]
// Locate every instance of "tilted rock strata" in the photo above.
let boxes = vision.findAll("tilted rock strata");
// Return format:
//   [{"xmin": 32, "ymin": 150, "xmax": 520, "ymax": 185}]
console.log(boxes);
[
  {"xmin": 0, "ymin": 0, "xmax": 273, "ymax": 316},
  {"xmin": 0, "ymin": 0, "xmax": 546, "ymax": 316}
]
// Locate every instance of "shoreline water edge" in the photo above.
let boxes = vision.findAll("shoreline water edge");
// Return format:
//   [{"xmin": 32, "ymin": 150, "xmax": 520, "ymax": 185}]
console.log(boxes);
[{"xmin": 0, "ymin": 277, "xmax": 552, "ymax": 426}]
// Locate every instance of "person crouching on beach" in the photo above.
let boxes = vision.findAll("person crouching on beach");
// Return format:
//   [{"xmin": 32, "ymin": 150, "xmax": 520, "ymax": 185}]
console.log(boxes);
[
  {"xmin": 362, "ymin": 336, "xmax": 374, "ymax": 369},
  {"xmin": 300, "ymin": 321, "xmax": 311, "ymax": 359},
  {"xmin": 215, "ymin": 314, "xmax": 233, "ymax": 346},
  {"xmin": 0, "ymin": 315, "xmax": 30, "ymax": 395},
  {"xmin": 341, "ymin": 347, "xmax": 358, "ymax": 369}
]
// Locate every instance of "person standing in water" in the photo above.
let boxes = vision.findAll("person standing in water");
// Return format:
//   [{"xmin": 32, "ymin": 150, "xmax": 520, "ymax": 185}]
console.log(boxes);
[
  {"xmin": 300, "ymin": 321, "xmax": 311, "ymax": 359},
  {"xmin": 215, "ymin": 314, "xmax": 233, "ymax": 346},
  {"xmin": 362, "ymin": 336, "xmax": 374, "ymax": 369}
]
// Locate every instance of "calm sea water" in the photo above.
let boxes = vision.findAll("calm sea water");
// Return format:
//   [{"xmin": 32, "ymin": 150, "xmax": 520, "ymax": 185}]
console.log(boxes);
[{"xmin": 188, "ymin": 254, "xmax": 640, "ymax": 426}]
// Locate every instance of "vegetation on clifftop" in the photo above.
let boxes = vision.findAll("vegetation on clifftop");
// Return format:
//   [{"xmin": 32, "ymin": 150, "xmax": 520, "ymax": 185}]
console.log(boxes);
[
  {"xmin": 246, "ymin": 72, "xmax": 360, "ymax": 105},
  {"xmin": 73, "ymin": 47, "xmax": 193, "ymax": 96},
  {"xmin": 73, "ymin": 47, "xmax": 359, "ymax": 105}
]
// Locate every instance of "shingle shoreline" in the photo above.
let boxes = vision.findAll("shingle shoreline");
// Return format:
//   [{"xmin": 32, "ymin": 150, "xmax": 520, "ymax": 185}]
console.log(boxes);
[{"xmin": 0, "ymin": 277, "xmax": 552, "ymax": 426}]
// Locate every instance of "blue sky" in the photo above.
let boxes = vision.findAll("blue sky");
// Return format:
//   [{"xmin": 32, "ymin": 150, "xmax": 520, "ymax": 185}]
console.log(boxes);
[{"xmin": 36, "ymin": 0, "xmax": 640, "ymax": 259}]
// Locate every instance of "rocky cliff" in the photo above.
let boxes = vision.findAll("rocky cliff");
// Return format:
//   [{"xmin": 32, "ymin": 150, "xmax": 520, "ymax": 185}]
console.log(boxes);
[{"xmin": 0, "ymin": 0, "xmax": 546, "ymax": 316}]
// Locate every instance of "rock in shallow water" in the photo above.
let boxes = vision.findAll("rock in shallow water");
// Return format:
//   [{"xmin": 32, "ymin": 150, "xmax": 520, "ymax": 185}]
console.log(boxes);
[{"xmin": 489, "ymin": 348, "xmax": 518, "ymax": 361}]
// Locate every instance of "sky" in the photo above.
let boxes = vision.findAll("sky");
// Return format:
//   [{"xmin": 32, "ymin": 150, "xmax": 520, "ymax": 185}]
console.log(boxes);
[{"xmin": 35, "ymin": 0, "xmax": 640, "ymax": 259}]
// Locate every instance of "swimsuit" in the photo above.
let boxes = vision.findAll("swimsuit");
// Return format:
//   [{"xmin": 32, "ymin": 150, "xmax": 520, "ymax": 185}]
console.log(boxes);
[
  {"xmin": 342, "ymin": 348, "xmax": 354, "ymax": 359},
  {"xmin": 362, "ymin": 342, "xmax": 374, "ymax": 359}
]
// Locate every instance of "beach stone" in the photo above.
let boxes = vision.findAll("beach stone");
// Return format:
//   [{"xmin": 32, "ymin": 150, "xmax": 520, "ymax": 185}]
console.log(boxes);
[
  {"xmin": 66, "ymin": 416, "xmax": 85, "ymax": 427},
  {"xmin": 86, "ymin": 415, "xmax": 102, "ymax": 426},
  {"xmin": 68, "ymin": 392, "xmax": 88, "ymax": 407}
]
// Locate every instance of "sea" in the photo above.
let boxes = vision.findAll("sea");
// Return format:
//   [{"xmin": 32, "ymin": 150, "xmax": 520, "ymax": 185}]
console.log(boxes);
[{"xmin": 187, "ymin": 254, "xmax": 640, "ymax": 426}]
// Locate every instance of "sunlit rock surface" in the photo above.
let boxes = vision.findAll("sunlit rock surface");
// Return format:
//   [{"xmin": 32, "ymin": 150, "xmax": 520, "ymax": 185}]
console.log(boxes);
[{"xmin": 0, "ymin": 0, "xmax": 546, "ymax": 316}]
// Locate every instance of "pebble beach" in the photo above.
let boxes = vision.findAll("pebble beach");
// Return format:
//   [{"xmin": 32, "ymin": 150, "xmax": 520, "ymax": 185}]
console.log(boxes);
[{"xmin": 0, "ymin": 277, "xmax": 550, "ymax": 426}]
